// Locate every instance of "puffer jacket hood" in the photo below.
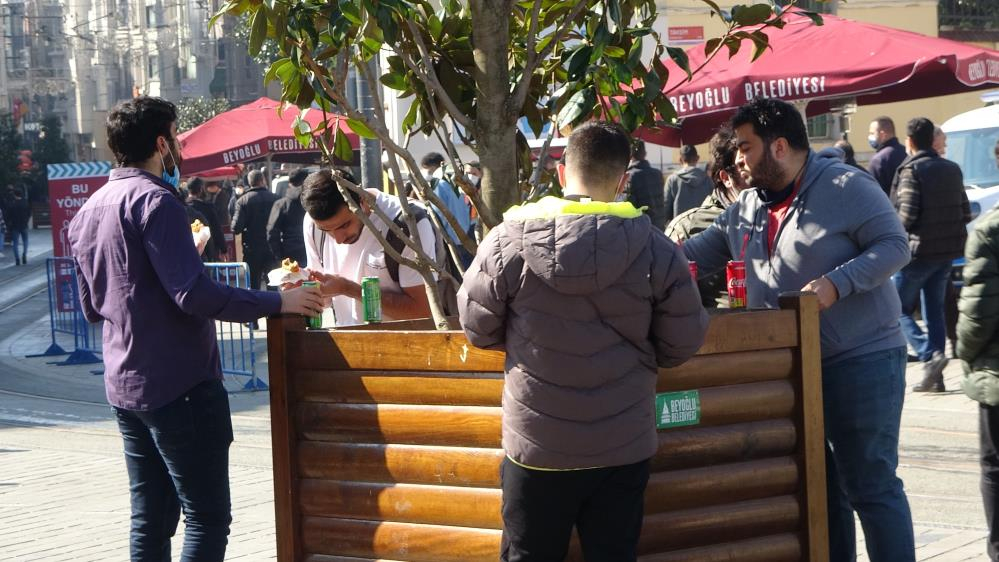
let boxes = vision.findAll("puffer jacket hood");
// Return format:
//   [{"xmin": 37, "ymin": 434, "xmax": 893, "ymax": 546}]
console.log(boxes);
[{"xmin": 503, "ymin": 197, "xmax": 649, "ymax": 295}]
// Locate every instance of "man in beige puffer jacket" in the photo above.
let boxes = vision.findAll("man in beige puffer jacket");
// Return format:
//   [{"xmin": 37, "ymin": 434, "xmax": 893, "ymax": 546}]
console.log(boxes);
[{"xmin": 458, "ymin": 121, "xmax": 709, "ymax": 562}]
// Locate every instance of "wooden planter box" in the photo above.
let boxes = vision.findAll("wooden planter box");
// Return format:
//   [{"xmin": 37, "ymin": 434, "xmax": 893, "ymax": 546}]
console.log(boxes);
[{"xmin": 266, "ymin": 293, "xmax": 828, "ymax": 562}]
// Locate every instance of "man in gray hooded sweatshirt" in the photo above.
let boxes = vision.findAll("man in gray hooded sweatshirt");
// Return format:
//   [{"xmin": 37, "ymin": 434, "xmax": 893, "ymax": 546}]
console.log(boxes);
[
  {"xmin": 684, "ymin": 98, "xmax": 914, "ymax": 562},
  {"xmin": 459, "ymin": 121, "xmax": 708, "ymax": 562}
]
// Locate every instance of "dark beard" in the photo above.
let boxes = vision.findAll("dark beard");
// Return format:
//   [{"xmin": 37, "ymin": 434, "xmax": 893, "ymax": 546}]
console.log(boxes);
[{"xmin": 749, "ymin": 145, "xmax": 784, "ymax": 192}]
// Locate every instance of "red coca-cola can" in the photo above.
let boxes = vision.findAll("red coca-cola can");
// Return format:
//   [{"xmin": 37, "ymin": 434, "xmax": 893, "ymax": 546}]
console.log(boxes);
[
  {"xmin": 726, "ymin": 260, "xmax": 747, "ymax": 308},
  {"xmin": 688, "ymin": 261, "xmax": 698, "ymax": 282}
]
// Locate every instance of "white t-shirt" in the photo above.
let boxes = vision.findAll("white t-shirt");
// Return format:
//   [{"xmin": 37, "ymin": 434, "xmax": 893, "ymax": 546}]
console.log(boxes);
[{"xmin": 303, "ymin": 189, "xmax": 437, "ymax": 326}]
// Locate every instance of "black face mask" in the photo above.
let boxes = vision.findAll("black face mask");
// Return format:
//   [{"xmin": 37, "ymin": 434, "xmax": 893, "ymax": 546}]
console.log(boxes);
[{"xmin": 756, "ymin": 180, "xmax": 796, "ymax": 208}]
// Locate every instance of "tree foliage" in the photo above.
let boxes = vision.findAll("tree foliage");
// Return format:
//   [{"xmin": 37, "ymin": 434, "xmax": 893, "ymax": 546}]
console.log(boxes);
[
  {"xmin": 176, "ymin": 97, "xmax": 232, "ymax": 133},
  {"xmin": 215, "ymin": 0, "xmax": 825, "ymax": 328}
]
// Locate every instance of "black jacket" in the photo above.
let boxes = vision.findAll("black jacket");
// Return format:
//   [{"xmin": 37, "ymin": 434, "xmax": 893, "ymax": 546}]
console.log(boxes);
[
  {"xmin": 188, "ymin": 198, "xmax": 224, "ymax": 262},
  {"xmin": 266, "ymin": 184, "xmax": 307, "ymax": 265},
  {"xmin": 626, "ymin": 160, "xmax": 667, "ymax": 231},
  {"xmin": 891, "ymin": 150, "xmax": 971, "ymax": 261},
  {"xmin": 868, "ymin": 137, "xmax": 907, "ymax": 197},
  {"xmin": 5, "ymin": 197, "xmax": 30, "ymax": 231},
  {"xmin": 232, "ymin": 186, "xmax": 277, "ymax": 258}
]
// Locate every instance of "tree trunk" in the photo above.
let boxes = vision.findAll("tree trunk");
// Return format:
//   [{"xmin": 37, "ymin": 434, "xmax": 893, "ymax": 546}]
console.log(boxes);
[{"xmin": 470, "ymin": 0, "xmax": 518, "ymax": 228}]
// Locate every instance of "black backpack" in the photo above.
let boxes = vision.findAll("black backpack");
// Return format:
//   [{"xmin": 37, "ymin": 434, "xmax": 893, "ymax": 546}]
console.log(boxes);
[{"xmin": 310, "ymin": 205, "xmax": 460, "ymax": 316}]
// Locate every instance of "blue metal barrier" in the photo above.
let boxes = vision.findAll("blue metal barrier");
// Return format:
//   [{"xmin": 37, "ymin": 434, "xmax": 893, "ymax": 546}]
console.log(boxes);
[
  {"xmin": 30, "ymin": 257, "xmax": 102, "ymax": 365},
  {"xmin": 205, "ymin": 262, "xmax": 264, "ymax": 391},
  {"xmin": 36, "ymin": 258, "xmax": 261, "ymax": 390}
]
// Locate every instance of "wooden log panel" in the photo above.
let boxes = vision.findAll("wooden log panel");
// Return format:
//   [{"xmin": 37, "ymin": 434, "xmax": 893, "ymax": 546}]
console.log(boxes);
[
  {"xmin": 638, "ymin": 496, "xmax": 800, "ymax": 553},
  {"xmin": 636, "ymin": 533, "xmax": 802, "ymax": 562},
  {"xmin": 297, "ymin": 404, "xmax": 503, "ymax": 448},
  {"xmin": 696, "ymin": 309, "xmax": 798, "ymax": 355},
  {"xmin": 287, "ymin": 309, "xmax": 797, "ymax": 374},
  {"xmin": 288, "ymin": 331, "xmax": 506, "ymax": 373},
  {"xmin": 295, "ymin": 381, "xmax": 793, "ymax": 448},
  {"xmin": 293, "ymin": 348, "xmax": 793, "ymax": 407},
  {"xmin": 645, "ymin": 457, "xmax": 799, "ymax": 513},
  {"xmin": 299, "ymin": 480, "xmax": 502, "ymax": 529},
  {"xmin": 658, "ymin": 348, "xmax": 794, "ymax": 391},
  {"xmin": 653, "ymin": 420, "xmax": 797, "ymax": 471},
  {"xmin": 297, "ymin": 442, "xmax": 503, "ymax": 488},
  {"xmin": 694, "ymin": 380, "xmax": 796, "ymax": 428},
  {"xmin": 294, "ymin": 371, "xmax": 504, "ymax": 406},
  {"xmin": 306, "ymin": 556, "xmax": 404, "ymax": 562},
  {"xmin": 301, "ymin": 517, "xmax": 501, "ymax": 562}
]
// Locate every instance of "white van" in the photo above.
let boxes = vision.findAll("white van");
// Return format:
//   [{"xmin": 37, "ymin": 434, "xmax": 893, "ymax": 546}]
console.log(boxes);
[{"xmin": 941, "ymin": 103, "xmax": 999, "ymax": 227}]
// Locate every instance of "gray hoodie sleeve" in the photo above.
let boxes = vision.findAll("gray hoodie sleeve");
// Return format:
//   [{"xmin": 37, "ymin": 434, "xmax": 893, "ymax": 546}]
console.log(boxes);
[
  {"xmin": 824, "ymin": 173, "xmax": 911, "ymax": 299},
  {"xmin": 682, "ymin": 203, "xmax": 735, "ymax": 278},
  {"xmin": 650, "ymin": 233, "xmax": 709, "ymax": 368},
  {"xmin": 457, "ymin": 227, "xmax": 514, "ymax": 351}
]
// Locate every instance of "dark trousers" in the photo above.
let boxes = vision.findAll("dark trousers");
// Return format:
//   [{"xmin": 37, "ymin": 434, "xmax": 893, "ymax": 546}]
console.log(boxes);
[
  {"xmin": 243, "ymin": 251, "xmax": 272, "ymax": 291},
  {"xmin": 114, "ymin": 380, "xmax": 234, "ymax": 562},
  {"xmin": 981, "ymin": 404, "xmax": 999, "ymax": 561},
  {"xmin": 823, "ymin": 347, "xmax": 914, "ymax": 562},
  {"xmin": 500, "ymin": 457, "xmax": 650, "ymax": 562}
]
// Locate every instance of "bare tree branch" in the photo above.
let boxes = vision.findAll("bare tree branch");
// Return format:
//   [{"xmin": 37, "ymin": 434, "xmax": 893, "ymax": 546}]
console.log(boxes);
[
  {"xmin": 353, "ymin": 57, "xmax": 480, "ymax": 253},
  {"xmin": 509, "ymin": 0, "xmax": 588, "ymax": 117},
  {"xmin": 402, "ymin": 20, "xmax": 473, "ymax": 130},
  {"xmin": 508, "ymin": 0, "xmax": 545, "ymax": 117},
  {"xmin": 527, "ymin": 120, "xmax": 557, "ymax": 200}
]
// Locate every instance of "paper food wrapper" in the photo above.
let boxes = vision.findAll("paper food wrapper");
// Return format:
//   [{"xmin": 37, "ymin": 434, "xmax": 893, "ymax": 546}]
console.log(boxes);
[
  {"xmin": 268, "ymin": 259, "xmax": 309, "ymax": 286},
  {"xmin": 191, "ymin": 220, "xmax": 211, "ymax": 247}
]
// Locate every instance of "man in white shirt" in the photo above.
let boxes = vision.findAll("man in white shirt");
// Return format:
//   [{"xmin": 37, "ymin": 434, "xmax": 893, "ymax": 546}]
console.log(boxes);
[{"xmin": 301, "ymin": 169, "xmax": 436, "ymax": 325}]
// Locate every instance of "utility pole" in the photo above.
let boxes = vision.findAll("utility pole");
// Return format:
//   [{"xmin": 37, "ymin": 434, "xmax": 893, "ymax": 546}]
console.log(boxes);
[{"xmin": 355, "ymin": 55, "xmax": 382, "ymax": 190}]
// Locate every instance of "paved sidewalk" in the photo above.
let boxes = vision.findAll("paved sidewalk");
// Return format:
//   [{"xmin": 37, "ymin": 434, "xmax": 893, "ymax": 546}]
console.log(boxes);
[{"xmin": 0, "ymin": 302, "xmax": 992, "ymax": 560}]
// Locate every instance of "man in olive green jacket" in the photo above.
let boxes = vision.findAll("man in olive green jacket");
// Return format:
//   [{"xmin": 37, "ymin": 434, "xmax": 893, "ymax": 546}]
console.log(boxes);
[{"xmin": 958, "ymin": 203, "xmax": 999, "ymax": 561}]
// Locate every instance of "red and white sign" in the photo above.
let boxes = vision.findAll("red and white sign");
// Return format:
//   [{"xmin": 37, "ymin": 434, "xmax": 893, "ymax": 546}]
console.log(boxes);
[
  {"xmin": 47, "ymin": 162, "xmax": 112, "ymax": 258},
  {"xmin": 668, "ymin": 26, "xmax": 704, "ymax": 45}
]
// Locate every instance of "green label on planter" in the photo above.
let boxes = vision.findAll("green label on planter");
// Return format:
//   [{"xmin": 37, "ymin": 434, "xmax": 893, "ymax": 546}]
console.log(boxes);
[{"xmin": 656, "ymin": 390, "xmax": 701, "ymax": 429}]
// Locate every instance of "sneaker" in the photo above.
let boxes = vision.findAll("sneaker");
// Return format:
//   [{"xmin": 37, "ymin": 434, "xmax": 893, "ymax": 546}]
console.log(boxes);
[{"xmin": 913, "ymin": 352, "xmax": 948, "ymax": 393}]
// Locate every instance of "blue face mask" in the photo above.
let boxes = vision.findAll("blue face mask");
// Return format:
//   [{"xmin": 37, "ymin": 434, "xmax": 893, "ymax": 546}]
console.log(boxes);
[
  {"xmin": 159, "ymin": 146, "xmax": 180, "ymax": 189},
  {"xmin": 868, "ymin": 135, "xmax": 879, "ymax": 150}
]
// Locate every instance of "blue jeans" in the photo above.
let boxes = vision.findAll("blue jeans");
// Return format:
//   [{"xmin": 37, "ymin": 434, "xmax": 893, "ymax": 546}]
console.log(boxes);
[
  {"xmin": 894, "ymin": 258, "xmax": 952, "ymax": 361},
  {"xmin": 10, "ymin": 228, "xmax": 27, "ymax": 257},
  {"xmin": 114, "ymin": 380, "xmax": 234, "ymax": 562},
  {"xmin": 823, "ymin": 347, "xmax": 914, "ymax": 562}
]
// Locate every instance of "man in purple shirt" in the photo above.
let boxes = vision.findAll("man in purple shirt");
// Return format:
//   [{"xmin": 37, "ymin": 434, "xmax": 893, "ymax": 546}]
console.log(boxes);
[{"xmin": 68, "ymin": 97, "xmax": 322, "ymax": 561}]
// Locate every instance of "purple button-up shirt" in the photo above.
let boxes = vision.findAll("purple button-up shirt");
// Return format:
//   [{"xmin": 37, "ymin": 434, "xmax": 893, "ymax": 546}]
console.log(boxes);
[{"xmin": 68, "ymin": 168, "xmax": 282, "ymax": 411}]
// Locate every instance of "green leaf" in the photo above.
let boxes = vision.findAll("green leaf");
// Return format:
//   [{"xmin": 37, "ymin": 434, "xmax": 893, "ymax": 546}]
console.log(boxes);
[
  {"xmin": 346, "ymin": 118, "xmax": 378, "ymax": 139},
  {"xmin": 556, "ymin": 87, "xmax": 595, "ymax": 129},
  {"xmin": 704, "ymin": 37, "xmax": 722, "ymax": 57},
  {"xmin": 701, "ymin": 0, "xmax": 721, "ymax": 14},
  {"xmin": 333, "ymin": 124, "xmax": 354, "ymax": 163},
  {"xmin": 339, "ymin": 0, "xmax": 362, "ymax": 25},
  {"xmin": 248, "ymin": 7, "xmax": 268, "ymax": 57},
  {"xmin": 731, "ymin": 4, "xmax": 773, "ymax": 27},
  {"xmin": 607, "ymin": 0, "xmax": 622, "ymax": 27},
  {"xmin": 666, "ymin": 47, "xmax": 691, "ymax": 80},
  {"xmin": 654, "ymin": 96, "xmax": 678, "ymax": 124},
  {"xmin": 602, "ymin": 45, "xmax": 626, "ymax": 58},
  {"xmin": 401, "ymin": 99, "xmax": 420, "ymax": 132},
  {"xmin": 264, "ymin": 57, "xmax": 291, "ymax": 85},
  {"xmin": 794, "ymin": 10, "xmax": 824, "ymax": 26},
  {"xmin": 566, "ymin": 45, "xmax": 593, "ymax": 81},
  {"xmin": 379, "ymin": 71, "xmax": 410, "ymax": 91},
  {"xmin": 749, "ymin": 30, "xmax": 769, "ymax": 62},
  {"xmin": 292, "ymin": 115, "xmax": 312, "ymax": 148},
  {"xmin": 643, "ymin": 69, "xmax": 663, "ymax": 103},
  {"xmin": 627, "ymin": 36, "xmax": 643, "ymax": 68}
]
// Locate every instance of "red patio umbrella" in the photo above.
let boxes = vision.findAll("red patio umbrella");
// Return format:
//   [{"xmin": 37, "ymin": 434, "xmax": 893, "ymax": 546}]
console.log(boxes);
[
  {"xmin": 178, "ymin": 97, "xmax": 360, "ymax": 175},
  {"xmin": 638, "ymin": 14, "xmax": 999, "ymax": 146},
  {"xmin": 183, "ymin": 164, "xmax": 242, "ymax": 181}
]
